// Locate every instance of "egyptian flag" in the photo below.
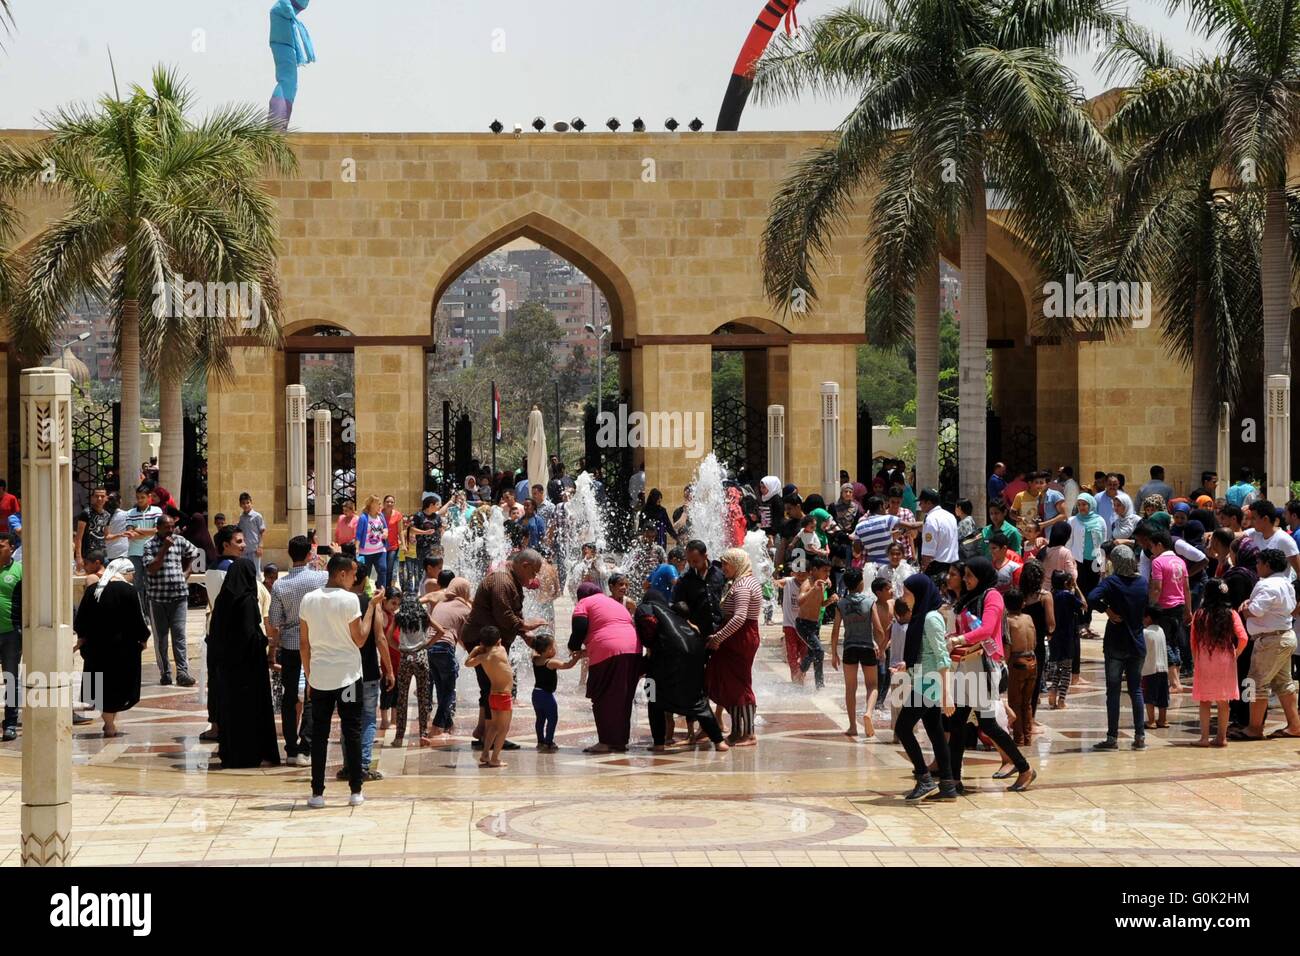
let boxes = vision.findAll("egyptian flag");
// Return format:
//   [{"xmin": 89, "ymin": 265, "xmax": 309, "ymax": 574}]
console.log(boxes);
[
  {"xmin": 716, "ymin": 0, "xmax": 803, "ymax": 131},
  {"xmin": 492, "ymin": 382, "xmax": 502, "ymax": 441}
]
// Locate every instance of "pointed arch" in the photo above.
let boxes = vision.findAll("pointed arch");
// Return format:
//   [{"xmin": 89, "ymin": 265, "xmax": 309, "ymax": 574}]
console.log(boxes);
[{"xmin": 422, "ymin": 193, "xmax": 648, "ymax": 342}]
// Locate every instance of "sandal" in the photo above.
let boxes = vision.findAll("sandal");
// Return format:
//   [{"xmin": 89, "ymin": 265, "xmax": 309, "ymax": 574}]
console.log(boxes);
[{"xmin": 1266, "ymin": 728, "xmax": 1300, "ymax": 740}]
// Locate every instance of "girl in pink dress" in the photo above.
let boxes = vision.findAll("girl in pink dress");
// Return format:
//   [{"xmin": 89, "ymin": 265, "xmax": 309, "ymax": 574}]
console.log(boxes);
[{"xmin": 1190, "ymin": 579, "xmax": 1249, "ymax": 748}]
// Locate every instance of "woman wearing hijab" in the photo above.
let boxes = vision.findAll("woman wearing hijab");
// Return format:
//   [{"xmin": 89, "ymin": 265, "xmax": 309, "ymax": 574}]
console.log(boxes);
[
  {"xmin": 635, "ymin": 564, "xmax": 728, "ymax": 751},
  {"xmin": 569, "ymin": 580, "xmax": 643, "ymax": 753},
  {"xmin": 74, "ymin": 557, "xmax": 150, "ymax": 737},
  {"xmin": 758, "ymin": 475, "xmax": 782, "ymax": 533},
  {"xmin": 706, "ymin": 548, "xmax": 763, "ymax": 746},
  {"xmin": 1087, "ymin": 544, "xmax": 1151, "ymax": 750},
  {"xmin": 892, "ymin": 573, "xmax": 957, "ymax": 801},
  {"xmin": 1224, "ymin": 539, "xmax": 1259, "ymax": 728},
  {"xmin": 209, "ymin": 558, "xmax": 281, "ymax": 768},
  {"xmin": 1068, "ymin": 493, "xmax": 1107, "ymax": 596},
  {"xmin": 947, "ymin": 557, "xmax": 1036, "ymax": 791},
  {"xmin": 639, "ymin": 488, "xmax": 673, "ymax": 547}
]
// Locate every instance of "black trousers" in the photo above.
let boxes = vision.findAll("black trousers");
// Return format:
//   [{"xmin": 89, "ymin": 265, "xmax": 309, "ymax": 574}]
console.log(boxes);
[
  {"xmin": 895, "ymin": 704, "xmax": 952, "ymax": 779},
  {"xmin": 277, "ymin": 648, "xmax": 303, "ymax": 758},
  {"xmin": 945, "ymin": 705, "xmax": 1030, "ymax": 779},
  {"xmin": 310, "ymin": 679, "xmax": 364, "ymax": 796},
  {"xmin": 648, "ymin": 697, "xmax": 723, "ymax": 744}
]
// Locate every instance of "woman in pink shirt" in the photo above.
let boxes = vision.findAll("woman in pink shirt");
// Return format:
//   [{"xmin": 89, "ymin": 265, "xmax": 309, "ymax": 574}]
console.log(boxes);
[
  {"xmin": 1148, "ymin": 530, "xmax": 1191, "ymax": 694},
  {"xmin": 945, "ymin": 557, "xmax": 1035, "ymax": 792},
  {"xmin": 335, "ymin": 499, "xmax": 359, "ymax": 546},
  {"xmin": 382, "ymin": 495, "xmax": 403, "ymax": 590},
  {"xmin": 569, "ymin": 582, "xmax": 642, "ymax": 753}
]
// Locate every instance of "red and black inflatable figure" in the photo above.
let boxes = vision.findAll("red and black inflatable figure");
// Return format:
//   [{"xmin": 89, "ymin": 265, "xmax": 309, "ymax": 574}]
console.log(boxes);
[{"xmin": 716, "ymin": 0, "xmax": 804, "ymax": 131}]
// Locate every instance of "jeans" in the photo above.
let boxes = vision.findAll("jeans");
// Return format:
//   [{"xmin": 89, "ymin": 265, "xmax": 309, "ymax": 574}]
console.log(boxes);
[
  {"xmin": 427, "ymin": 644, "xmax": 458, "ymax": 730},
  {"xmin": 128, "ymin": 555, "xmax": 149, "ymax": 620},
  {"xmin": 895, "ymin": 704, "xmax": 951, "ymax": 779},
  {"xmin": 532, "ymin": 687, "xmax": 557, "ymax": 745},
  {"xmin": 384, "ymin": 549, "xmax": 399, "ymax": 589},
  {"xmin": 401, "ymin": 558, "xmax": 421, "ymax": 594},
  {"xmin": 796, "ymin": 618, "xmax": 825, "ymax": 689},
  {"xmin": 277, "ymin": 648, "xmax": 303, "ymax": 758},
  {"xmin": 310, "ymin": 679, "xmax": 363, "ymax": 796},
  {"xmin": 358, "ymin": 551, "xmax": 389, "ymax": 588},
  {"xmin": 1104, "ymin": 653, "xmax": 1145, "ymax": 739},
  {"xmin": 360, "ymin": 678, "xmax": 380, "ymax": 769},
  {"xmin": 0, "ymin": 630, "xmax": 20, "ymax": 729},
  {"xmin": 945, "ymin": 705, "xmax": 1030, "ymax": 779},
  {"xmin": 150, "ymin": 598, "xmax": 189, "ymax": 680}
]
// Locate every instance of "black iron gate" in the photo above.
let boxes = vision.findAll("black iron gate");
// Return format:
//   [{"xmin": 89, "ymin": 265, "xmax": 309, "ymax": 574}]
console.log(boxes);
[
  {"xmin": 711, "ymin": 395, "xmax": 765, "ymax": 483},
  {"xmin": 307, "ymin": 398, "xmax": 356, "ymax": 513},
  {"xmin": 425, "ymin": 399, "xmax": 473, "ymax": 498},
  {"xmin": 72, "ymin": 402, "xmax": 116, "ymax": 503},
  {"xmin": 181, "ymin": 406, "xmax": 207, "ymax": 513}
]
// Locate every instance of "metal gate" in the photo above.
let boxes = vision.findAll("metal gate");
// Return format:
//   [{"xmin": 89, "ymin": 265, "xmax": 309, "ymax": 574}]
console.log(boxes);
[
  {"xmin": 711, "ymin": 395, "xmax": 765, "ymax": 483},
  {"xmin": 307, "ymin": 398, "xmax": 355, "ymax": 512},
  {"xmin": 181, "ymin": 405, "xmax": 207, "ymax": 512},
  {"xmin": 72, "ymin": 402, "xmax": 116, "ymax": 503}
]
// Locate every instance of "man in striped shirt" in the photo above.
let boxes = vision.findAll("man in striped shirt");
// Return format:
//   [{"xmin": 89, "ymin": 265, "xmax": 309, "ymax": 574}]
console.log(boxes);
[{"xmin": 852, "ymin": 496, "xmax": 900, "ymax": 565}]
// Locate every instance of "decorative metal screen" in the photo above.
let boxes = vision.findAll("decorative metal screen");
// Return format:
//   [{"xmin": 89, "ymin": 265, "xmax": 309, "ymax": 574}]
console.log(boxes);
[
  {"xmin": 711, "ymin": 395, "xmax": 766, "ymax": 483},
  {"xmin": 307, "ymin": 398, "xmax": 355, "ymax": 512},
  {"xmin": 72, "ymin": 402, "xmax": 115, "ymax": 502}
]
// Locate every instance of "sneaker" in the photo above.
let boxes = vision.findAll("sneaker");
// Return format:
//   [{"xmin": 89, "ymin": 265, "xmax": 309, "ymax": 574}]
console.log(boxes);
[
  {"xmin": 159, "ymin": 676, "xmax": 173, "ymax": 686},
  {"xmin": 2, "ymin": 727, "xmax": 15, "ymax": 741},
  {"xmin": 364, "ymin": 768, "xmax": 384, "ymax": 781},
  {"xmin": 348, "ymin": 792, "xmax": 365, "ymax": 807},
  {"xmin": 933, "ymin": 780, "xmax": 959, "ymax": 801},
  {"xmin": 905, "ymin": 776, "xmax": 938, "ymax": 802},
  {"xmin": 1092, "ymin": 737, "xmax": 1118, "ymax": 751},
  {"xmin": 72, "ymin": 712, "xmax": 93, "ymax": 726},
  {"xmin": 289, "ymin": 753, "xmax": 311, "ymax": 767},
  {"xmin": 307, "ymin": 794, "xmax": 325, "ymax": 809},
  {"xmin": 1131, "ymin": 736, "xmax": 1147, "ymax": 751},
  {"xmin": 175, "ymin": 674, "xmax": 197, "ymax": 688}
]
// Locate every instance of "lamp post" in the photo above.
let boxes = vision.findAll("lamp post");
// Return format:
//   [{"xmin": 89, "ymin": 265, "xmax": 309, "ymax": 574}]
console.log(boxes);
[{"xmin": 584, "ymin": 320, "xmax": 610, "ymax": 424}]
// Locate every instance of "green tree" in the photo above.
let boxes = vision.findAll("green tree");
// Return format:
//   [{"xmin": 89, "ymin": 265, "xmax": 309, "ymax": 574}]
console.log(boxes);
[
  {"xmin": 1101, "ymin": 0, "xmax": 1300, "ymax": 489},
  {"xmin": 0, "ymin": 65, "xmax": 294, "ymax": 497},
  {"xmin": 753, "ymin": 0, "xmax": 1114, "ymax": 512}
]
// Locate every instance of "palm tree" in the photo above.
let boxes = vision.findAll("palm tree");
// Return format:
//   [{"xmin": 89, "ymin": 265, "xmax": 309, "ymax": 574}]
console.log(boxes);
[
  {"xmin": 1105, "ymin": 0, "xmax": 1300, "ymax": 492},
  {"xmin": 0, "ymin": 65, "xmax": 294, "ymax": 497},
  {"xmin": 754, "ymin": 0, "xmax": 1115, "ymax": 514},
  {"xmin": 1094, "ymin": 24, "xmax": 1264, "ymax": 483}
]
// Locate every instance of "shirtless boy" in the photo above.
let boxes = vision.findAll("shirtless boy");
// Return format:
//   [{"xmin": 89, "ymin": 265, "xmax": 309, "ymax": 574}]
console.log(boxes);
[
  {"xmin": 795, "ymin": 556, "xmax": 836, "ymax": 689},
  {"xmin": 465, "ymin": 626, "xmax": 513, "ymax": 767}
]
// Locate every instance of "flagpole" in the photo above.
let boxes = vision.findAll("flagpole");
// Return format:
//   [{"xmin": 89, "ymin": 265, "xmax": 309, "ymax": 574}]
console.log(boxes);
[{"xmin": 490, "ymin": 380, "xmax": 497, "ymax": 476}]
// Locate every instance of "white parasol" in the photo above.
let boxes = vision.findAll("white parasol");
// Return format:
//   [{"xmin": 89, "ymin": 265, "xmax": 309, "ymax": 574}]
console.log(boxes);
[{"xmin": 526, "ymin": 404, "xmax": 548, "ymax": 493}]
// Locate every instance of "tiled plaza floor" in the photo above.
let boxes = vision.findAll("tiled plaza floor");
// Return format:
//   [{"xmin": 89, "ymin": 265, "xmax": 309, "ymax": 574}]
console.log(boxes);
[{"xmin": 3, "ymin": 606, "xmax": 1300, "ymax": 866}]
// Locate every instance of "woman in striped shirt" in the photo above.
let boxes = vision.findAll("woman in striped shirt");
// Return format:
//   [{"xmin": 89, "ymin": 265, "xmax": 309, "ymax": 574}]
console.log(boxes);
[{"xmin": 706, "ymin": 548, "xmax": 763, "ymax": 746}]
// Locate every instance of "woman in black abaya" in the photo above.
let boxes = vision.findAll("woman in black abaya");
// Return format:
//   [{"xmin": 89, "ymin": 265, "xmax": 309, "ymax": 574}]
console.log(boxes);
[
  {"xmin": 74, "ymin": 558, "xmax": 150, "ymax": 737},
  {"xmin": 210, "ymin": 558, "xmax": 280, "ymax": 767}
]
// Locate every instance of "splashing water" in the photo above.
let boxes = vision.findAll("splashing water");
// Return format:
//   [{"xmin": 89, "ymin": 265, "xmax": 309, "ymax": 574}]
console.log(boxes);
[
  {"xmin": 440, "ymin": 506, "xmax": 512, "ymax": 592},
  {"xmin": 686, "ymin": 453, "xmax": 729, "ymax": 559},
  {"xmin": 562, "ymin": 471, "xmax": 613, "ymax": 596}
]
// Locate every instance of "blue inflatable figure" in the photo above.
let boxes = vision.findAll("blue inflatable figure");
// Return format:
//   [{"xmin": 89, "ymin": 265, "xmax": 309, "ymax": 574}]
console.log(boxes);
[{"xmin": 268, "ymin": 0, "xmax": 315, "ymax": 129}]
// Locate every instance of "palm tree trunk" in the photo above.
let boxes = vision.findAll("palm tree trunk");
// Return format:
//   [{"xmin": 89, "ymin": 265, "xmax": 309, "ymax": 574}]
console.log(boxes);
[
  {"xmin": 1189, "ymin": 290, "xmax": 1217, "ymax": 487},
  {"xmin": 959, "ymin": 167, "xmax": 989, "ymax": 516},
  {"xmin": 119, "ymin": 298, "xmax": 142, "ymax": 493},
  {"xmin": 159, "ymin": 373, "xmax": 183, "ymax": 502},
  {"xmin": 914, "ymin": 254, "xmax": 940, "ymax": 491},
  {"xmin": 1262, "ymin": 186, "xmax": 1292, "ymax": 492}
]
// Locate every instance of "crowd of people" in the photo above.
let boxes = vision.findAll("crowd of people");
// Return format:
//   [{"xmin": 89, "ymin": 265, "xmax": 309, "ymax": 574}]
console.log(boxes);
[{"xmin": 4, "ymin": 449, "xmax": 1299, "ymax": 806}]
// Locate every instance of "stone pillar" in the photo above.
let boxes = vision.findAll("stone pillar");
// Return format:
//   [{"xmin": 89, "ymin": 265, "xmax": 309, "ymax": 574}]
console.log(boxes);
[
  {"xmin": 314, "ymin": 408, "xmax": 333, "ymax": 547},
  {"xmin": 786, "ymin": 344, "xmax": 856, "ymax": 494},
  {"xmin": 1216, "ymin": 403, "xmax": 1231, "ymax": 493},
  {"xmin": 820, "ymin": 381, "xmax": 840, "ymax": 504},
  {"xmin": 19, "ymin": 368, "xmax": 74, "ymax": 867},
  {"xmin": 634, "ymin": 343, "xmax": 711, "ymax": 505},
  {"xmin": 1266, "ymin": 375, "xmax": 1291, "ymax": 503},
  {"xmin": 767, "ymin": 405, "xmax": 785, "ymax": 481},
  {"xmin": 286, "ymin": 385, "xmax": 308, "ymax": 540}
]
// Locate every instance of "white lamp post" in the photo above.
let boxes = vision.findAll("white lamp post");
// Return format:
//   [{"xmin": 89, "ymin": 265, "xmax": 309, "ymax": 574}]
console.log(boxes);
[{"xmin": 820, "ymin": 382, "xmax": 840, "ymax": 504}]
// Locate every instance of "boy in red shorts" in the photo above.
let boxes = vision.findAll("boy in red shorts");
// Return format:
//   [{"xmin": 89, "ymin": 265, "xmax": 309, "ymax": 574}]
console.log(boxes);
[{"xmin": 466, "ymin": 626, "xmax": 513, "ymax": 768}]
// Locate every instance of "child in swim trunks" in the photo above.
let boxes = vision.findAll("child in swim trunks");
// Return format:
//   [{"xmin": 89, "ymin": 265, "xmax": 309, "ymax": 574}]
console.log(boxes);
[{"xmin": 466, "ymin": 626, "xmax": 513, "ymax": 768}]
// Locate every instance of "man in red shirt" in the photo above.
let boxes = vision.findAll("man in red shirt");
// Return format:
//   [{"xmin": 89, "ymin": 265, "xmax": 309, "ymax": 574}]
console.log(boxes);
[{"xmin": 0, "ymin": 480, "xmax": 19, "ymax": 528}]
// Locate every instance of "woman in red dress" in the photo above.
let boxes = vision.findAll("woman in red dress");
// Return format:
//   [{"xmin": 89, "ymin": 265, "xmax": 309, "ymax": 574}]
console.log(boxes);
[{"xmin": 706, "ymin": 548, "xmax": 762, "ymax": 746}]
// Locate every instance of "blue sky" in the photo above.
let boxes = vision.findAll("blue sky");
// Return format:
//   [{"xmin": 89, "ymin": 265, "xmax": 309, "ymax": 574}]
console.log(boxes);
[{"xmin": 1, "ymin": 1, "xmax": 1212, "ymax": 131}]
